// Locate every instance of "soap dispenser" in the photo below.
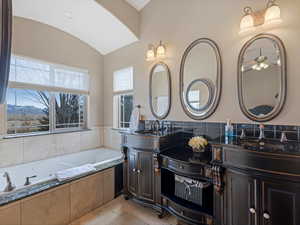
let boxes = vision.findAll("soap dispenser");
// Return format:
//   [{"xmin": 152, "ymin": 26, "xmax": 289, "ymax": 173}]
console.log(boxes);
[{"xmin": 225, "ymin": 119, "xmax": 234, "ymax": 144}]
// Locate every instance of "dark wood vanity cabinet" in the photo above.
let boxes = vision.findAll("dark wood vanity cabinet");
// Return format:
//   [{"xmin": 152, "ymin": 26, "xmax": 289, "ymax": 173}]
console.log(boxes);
[
  {"xmin": 223, "ymin": 146, "xmax": 300, "ymax": 225},
  {"xmin": 128, "ymin": 148, "xmax": 154, "ymax": 202},
  {"xmin": 260, "ymin": 179, "xmax": 300, "ymax": 225},
  {"xmin": 226, "ymin": 169, "xmax": 258, "ymax": 225},
  {"xmin": 121, "ymin": 132, "xmax": 180, "ymax": 213}
]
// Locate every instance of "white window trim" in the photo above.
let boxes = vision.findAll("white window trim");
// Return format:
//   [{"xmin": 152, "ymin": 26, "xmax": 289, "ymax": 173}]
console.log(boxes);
[
  {"xmin": 113, "ymin": 67, "xmax": 134, "ymax": 130},
  {"xmin": 113, "ymin": 92, "xmax": 134, "ymax": 130}
]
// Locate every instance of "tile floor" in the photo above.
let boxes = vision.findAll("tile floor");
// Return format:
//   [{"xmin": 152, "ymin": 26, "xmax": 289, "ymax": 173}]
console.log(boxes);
[{"xmin": 70, "ymin": 196, "xmax": 177, "ymax": 225}]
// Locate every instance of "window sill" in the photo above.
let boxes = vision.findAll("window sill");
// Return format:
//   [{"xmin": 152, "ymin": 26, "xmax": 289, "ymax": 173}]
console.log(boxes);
[
  {"xmin": 3, "ymin": 129, "xmax": 92, "ymax": 140},
  {"xmin": 111, "ymin": 128, "xmax": 131, "ymax": 132}
]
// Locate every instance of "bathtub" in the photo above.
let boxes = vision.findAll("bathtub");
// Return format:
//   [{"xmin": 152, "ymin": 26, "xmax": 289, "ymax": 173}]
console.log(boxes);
[{"xmin": 0, "ymin": 148, "xmax": 123, "ymax": 198}]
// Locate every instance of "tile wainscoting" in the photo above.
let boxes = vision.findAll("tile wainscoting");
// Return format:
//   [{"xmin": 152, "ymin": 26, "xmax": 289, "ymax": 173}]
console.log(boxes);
[
  {"xmin": 103, "ymin": 127, "xmax": 122, "ymax": 150},
  {"xmin": 0, "ymin": 127, "xmax": 104, "ymax": 168}
]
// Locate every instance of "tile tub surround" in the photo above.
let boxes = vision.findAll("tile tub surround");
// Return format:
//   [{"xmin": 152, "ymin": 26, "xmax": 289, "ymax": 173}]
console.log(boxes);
[
  {"xmin": 0, "ymin": 149, "xmax": 123, "ymax": 207},
  {"xmin": 145, "ymin": 121, "xmax": 300, "ymax": 143},
  {"xmin": 0, "ymin": 167, "xmax": 116, "ymax": 225},
  {"xmin": 0, "ymin": 127, "xmax": 103, "ymax": 168}
]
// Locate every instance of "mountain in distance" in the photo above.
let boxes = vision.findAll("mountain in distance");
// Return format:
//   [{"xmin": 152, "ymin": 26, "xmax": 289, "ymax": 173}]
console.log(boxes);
[{"xmin": 7, "ymin": 104, "xmax": 47, "ymax": 116}]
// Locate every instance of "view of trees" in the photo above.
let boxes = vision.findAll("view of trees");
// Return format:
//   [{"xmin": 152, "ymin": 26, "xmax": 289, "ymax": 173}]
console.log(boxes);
[{"xmin": 7, "ymin": 88, "xmax": 84, "ymax": 134}]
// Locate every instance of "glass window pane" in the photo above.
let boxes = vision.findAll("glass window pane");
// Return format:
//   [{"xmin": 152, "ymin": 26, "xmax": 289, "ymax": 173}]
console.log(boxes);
[
  {"xmin": 119, "ymin": 94, "xmax": 133, "ymax": 128},
  {"xmin": 55, "ymin": 93, "xmax": 86, "ymax": 129},
  {"xmin": 16, "ymin": 66, "xmax": 50, "ymax": 86},
  {"xmin": 6, "ymin": 88, "xmax": 50, "ymax": 134},
  {"xmin": 113, "ymin": 67, "xmax": 133, "ymax": 92},
  {"xmin": 9, "ymin": 56, "xmax": 89, "ymax": 91}
]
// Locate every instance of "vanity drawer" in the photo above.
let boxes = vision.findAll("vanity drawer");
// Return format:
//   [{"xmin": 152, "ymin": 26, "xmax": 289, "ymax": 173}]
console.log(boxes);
[
  {"xmin": 163, "ymin": 197, "xmax": 213, "ymax": 225},
  {"xmin": 123, "ymin": 134, "xmax": 158, "ymax": 150},
  {"xmin": 162, "ymin": 158, "xmax": 211, "ymax": 179},
  {"xmin": 223, "ymin": 146, "xmax": 300, "ymax": 178}
]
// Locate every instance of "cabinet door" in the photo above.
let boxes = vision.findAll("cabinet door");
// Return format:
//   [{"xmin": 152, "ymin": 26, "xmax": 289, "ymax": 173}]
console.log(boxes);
[
  {"xmin": 128, "ymin": 148, "xmax": 138, "ymax": 195},
  {"xmin": 226, "ymin": 169, "xmax": 259, "ymax": 225},
  {"xmin": 261, "ymin": 179, "xmax": 300, "ymax": 225},
  {"xmin": 137, "ymin": 151, "xmax": 154, "ymax": 202}
]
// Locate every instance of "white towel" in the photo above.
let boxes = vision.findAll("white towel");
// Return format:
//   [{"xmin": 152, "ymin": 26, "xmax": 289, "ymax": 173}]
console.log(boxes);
[{"xmin": 55, "ymin": 164, "xmax": 96, "ymax": 182}]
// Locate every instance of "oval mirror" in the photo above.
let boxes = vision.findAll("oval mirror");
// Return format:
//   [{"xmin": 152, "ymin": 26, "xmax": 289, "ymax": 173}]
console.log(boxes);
[
  {"xmin": 149, "ymin": 62, "xmax": 171, "ymax": 119},
  {"xmin": 180, "ymin": 38, "xmax": 222, "ymax": 120},
  {"xmin": 238, "ymin": 34, "xmax": 286, "ymax": 122}
]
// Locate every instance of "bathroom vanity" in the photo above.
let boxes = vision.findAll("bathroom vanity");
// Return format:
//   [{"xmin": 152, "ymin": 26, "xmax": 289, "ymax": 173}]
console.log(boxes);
[
  {"xmin": 121, "ymin": 126, "xmax": 300, "ymax": 225},
  {"xmin": 121, "ymin": 131, "xmax": 182, "ymax": 214},
  {"xmin": 220, "ymin": 140, "xmax": 300, "ymax": 225}
]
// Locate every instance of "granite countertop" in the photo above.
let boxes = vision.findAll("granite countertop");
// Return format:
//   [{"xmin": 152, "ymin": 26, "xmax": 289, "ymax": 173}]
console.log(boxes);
[
  {"xmin": 119, "ymin": 129, "xmax": 181, "ymax": 138},
  {"xmin": 0, "ymin": 158, "xmax": 124, "ymax": 207},
  {"xmin": 161, "ymin": 147, "xmax": 212, "ymax": 165},
  {"xmin": 217, "ymin": 136, "xmax": 300, "ymax": 156}
]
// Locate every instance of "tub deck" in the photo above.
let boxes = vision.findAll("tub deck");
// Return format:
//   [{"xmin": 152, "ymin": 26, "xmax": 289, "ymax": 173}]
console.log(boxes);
[{"xmin": 0, "ymin": 148, "xmax": 123, "ymax": 206}]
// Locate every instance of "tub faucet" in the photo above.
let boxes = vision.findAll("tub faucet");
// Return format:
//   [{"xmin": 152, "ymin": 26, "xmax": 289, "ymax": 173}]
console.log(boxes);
[
  {"xmin": 3, "ymin": 172, "xmax": 15, "ymax": 192},
  {"xmin": 24, "ymin": 175, "xmax": 37, "ymax": 186}
]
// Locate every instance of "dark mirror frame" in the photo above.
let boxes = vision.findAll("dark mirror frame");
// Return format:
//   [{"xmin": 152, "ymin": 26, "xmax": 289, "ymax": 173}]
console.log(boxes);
[
  {"xmin": 179, "ymin": 38, "xmax": 222, "ymax": 120},
  {"xmin": 237, "ymin": 33, "xmax": 287, "ymax": 122},
  {"xmin": 149, "ymin": 62, "xmax": 172, "ymax": 120}
]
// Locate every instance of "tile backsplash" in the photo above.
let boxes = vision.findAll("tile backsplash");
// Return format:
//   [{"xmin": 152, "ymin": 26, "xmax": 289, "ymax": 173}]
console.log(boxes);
[{"xmin": 146, "ymin": 120, "xmax": 300, "ymax": 143}]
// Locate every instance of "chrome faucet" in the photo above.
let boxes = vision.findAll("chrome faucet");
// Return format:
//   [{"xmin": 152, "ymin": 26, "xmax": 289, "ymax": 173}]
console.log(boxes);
[
  {"xmin": 24, "ymin": 175, "xmax": 37, "ymax": 186},
  {"xmin": 280, "ymin": 131, "xmax": 288, "ymax": 143},
  {"xmin": 3, "ymin": 172, "xmax": 15, "ymax": 192},
  {"xmin": 153, "ymin": 120, "xmax": 160, "ymax": 132},
  {"xmin": 258, "ymin": 124, "xmax": 265, "ymax": 140}
]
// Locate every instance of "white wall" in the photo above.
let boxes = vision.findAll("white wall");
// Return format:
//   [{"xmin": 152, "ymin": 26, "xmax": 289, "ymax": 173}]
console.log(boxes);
[
  {"xmin": 102, "ymin": 0, "xmax": 300, "ymax": 148},
  {"xmin": 103, "ymin": 0, "xmax": 299, "ymax": 125}
]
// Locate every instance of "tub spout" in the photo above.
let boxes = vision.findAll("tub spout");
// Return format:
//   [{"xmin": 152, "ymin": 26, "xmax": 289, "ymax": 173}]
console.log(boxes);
[{"xmin": 3, "ymin": 172, "xmax": 15, "ymax": 192}]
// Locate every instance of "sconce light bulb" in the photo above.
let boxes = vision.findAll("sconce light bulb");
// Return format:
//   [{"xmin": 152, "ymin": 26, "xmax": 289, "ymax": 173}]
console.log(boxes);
[
  {"xmin": 156, "ymin": 41, "xmax": 166, "ymax": 59},
  {"xmin": 146, "ymin": 45, "xmax": 156, "ymax": 61},
  {"xmin": 265, "ymin": 4, "xmax": 281, "ymax": 25}
]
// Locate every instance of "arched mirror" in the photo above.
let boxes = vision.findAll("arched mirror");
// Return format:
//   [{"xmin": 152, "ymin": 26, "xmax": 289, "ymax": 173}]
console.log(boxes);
[
  {"xmin": 238, "ymin": 34, "xmax": 286, "ymax": 122},
  {"xmin": 180, "ymin": 38, "xmax": 222, "ymax": 120},
  {"xmin": 149, "ymin": 62, "xmax": 171, "ymax": 119}
]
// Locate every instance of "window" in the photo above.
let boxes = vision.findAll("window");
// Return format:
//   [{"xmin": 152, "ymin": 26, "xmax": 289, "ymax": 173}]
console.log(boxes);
[
  {"xmin": 113, "ymin": 67, "xmax": 134, "ymax": 129},
  {"xmin": 6, "ymin": 56, "xmax": 89, "ymax": 136},
  {"xmin": 7, "ymin": 89, "xmax": 50, "ymax": 134}
]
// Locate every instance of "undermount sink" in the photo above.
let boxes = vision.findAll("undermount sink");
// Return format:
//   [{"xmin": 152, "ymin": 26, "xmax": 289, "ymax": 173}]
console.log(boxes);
[
  {"xmin": 134, "ymin": 130, "xmax": 157, "ymax": 135},
  {"xmin": 239, "ymin": 138, "xmax": 286, "ymax": 152}
]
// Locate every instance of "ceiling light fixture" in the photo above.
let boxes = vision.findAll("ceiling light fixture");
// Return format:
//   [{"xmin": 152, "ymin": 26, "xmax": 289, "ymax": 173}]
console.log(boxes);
[
  {"xmin": 252, "ymin": 49, "xmax": 269, "ymax": 71},
  {"xmin": 239, "ymin": 0, "xmax": 281, "ymax": 34}
]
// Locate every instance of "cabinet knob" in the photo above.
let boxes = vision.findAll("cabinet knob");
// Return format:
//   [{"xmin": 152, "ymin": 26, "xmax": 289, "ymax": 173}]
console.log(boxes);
[
  {"xmin": 249, "ymin": 208, "xmax": 256, "ymax": 214},
  {"xmin": 263, "ymin": 212, "xmax": 270, "ymax": 220}
]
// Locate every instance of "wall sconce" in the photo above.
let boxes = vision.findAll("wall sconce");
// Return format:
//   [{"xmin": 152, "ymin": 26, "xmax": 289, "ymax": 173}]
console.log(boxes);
[
  {"xmin": 240, "ymin": 0, "xmax": 281, "ymax": 34},
  {"xmin": 146, "ymin": 41, "xmax": 166, "ymax": 61}
]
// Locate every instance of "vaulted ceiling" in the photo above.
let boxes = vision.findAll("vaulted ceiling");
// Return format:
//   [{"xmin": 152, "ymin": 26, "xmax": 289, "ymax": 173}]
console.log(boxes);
[
  {"xmin": 13, "ymin": 0, "xmax": 139, "ymax": 55},
  {"xmin": 125, "ymin": 0, "xmax": 151, "ymax": 11}
]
